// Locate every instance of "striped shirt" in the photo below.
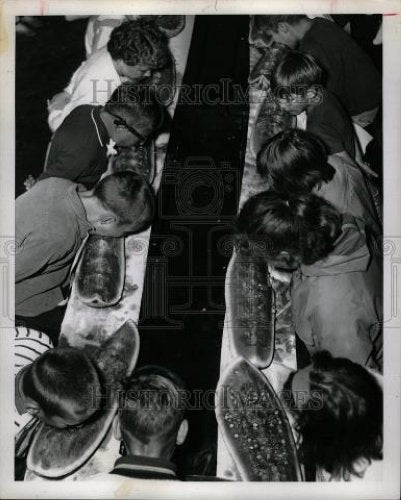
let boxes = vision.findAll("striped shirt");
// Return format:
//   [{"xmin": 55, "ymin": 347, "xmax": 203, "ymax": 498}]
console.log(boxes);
[{"xmin": 14, "ymin": 326, "xmax": 53, "ymax": 434}]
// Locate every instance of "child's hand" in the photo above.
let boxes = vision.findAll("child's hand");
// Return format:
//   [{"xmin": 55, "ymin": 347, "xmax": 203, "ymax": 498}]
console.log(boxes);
[{"xmin": 23, "ymin": 175, "xmax": 37, "ymax": 191}]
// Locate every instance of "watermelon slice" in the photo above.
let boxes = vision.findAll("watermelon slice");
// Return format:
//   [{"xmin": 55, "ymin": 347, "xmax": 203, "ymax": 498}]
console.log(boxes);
[
  {"xmin": 112, "ymin": 140, "xmax": 156, "ymax": 185},
  {"xmin": 75, "ymin": 235, "xmax": 125, "ymax": 308},
  {"xmin": 225, "ymin": 249, "xmax": 275, "ymax": 369},
  {"xmin": 250, "ymin": 98, "xmax": 295, "ymax": 158},
  {"xmin": 249, "ymin": 43, "xmax": 289, "ymax": 90},
  {"xmin": 216, "ymin": 357, "xmax": 302, "ymax": 481},
  {"xmin": 26, "ymin": 321, "xmax": 139, "ymax": 478}
]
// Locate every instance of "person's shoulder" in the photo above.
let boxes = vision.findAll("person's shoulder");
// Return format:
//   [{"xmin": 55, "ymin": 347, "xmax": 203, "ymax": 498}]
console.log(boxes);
[
  {"xmin": 30, "ymin": 179, "xmax": 80, "ymax": 212},
  {"xmin": 63, "ymin": 104, "xmax": 98, "ymax": 123},
  {"xmin": 310, "ymin": 90, "xmax": 348, "ymax": 121},
  {"xmin": 309, "ymin": 17, "xmax": 345, "ymax": 37},
  {"xmin": 53, "ymin": 105, "xmax": 101, "ymax": 146},
  {"xmin": 302, "ymin": 18, "xmax": 347, "ymax": 55},
  {"xmin": 87, "ymin": 45, "xmax": 110, "ymax": 63},
  {"xmin": 73, "ymin": 46, "xmax": 110, "ymax": 75},
  {"xmin": 329, "ymin": 159, "xmax": 363, "ymax": 188},
  {"xmin": 37, "ymin": 177, "xmax": 77, "ymax": 191},
  {"xmin": 16, "ymin": 177, "xmax": 76, "ymax": 203}
]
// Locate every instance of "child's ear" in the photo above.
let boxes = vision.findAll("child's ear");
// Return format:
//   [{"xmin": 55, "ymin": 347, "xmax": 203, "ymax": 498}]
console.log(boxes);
[
  {"xmin": 306, "ymin": 85, "xmax": 322, "ymax": 102},
  {"xmin": 25, "ymin": 399, "xmax": 41, "ymax": 416},
  {"xmin": 176, "ymin": 419, "xmax": 189, "ymax": 446},
  {"xmin": 112, "ymin": 415, "xmax": 122, "ymax": 441}
]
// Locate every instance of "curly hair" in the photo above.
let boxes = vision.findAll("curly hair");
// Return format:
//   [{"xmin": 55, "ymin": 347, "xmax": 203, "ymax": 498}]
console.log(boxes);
[
  {"xmin": 107, "ymin": 19, "xmax": 170, "ymax": 69},
  {"xmin": 257, "ymin": 129, "xmax": 335, "ymax": 196},
  {"xmin": 293, "ymin": 351, "xmax": 383, "ymax": 480},
  {"xmin": 236, "ymin": 191, "xmax": 342, "ymax": 265}
]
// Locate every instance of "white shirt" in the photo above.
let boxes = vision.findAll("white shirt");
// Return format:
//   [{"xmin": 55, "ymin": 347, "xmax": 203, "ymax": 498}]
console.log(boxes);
[{"xmin": 48, "ymin": 47, "xmax": 122, "ymax": 132}]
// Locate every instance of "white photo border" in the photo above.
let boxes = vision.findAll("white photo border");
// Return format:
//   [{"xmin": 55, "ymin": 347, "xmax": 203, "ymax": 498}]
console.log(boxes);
[{"xmin": 0, "ymin": 1, "xmax": 400, "ymax": 498}]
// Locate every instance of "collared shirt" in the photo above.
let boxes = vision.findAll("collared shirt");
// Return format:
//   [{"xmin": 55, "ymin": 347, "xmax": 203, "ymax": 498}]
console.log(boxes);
[
  {"xmin": 16, "ymin": 178, "xmax": 92, "ymax": 317},
  {"xmin": 316, "ymin": 160, "xmax": 381, "ymax": 239},
  {"xmin": 291, "ymin": 215, "xmax": 382, "ymax": 370},
  {"xmin": 48, "ymin": 46, "xmax": 121, "ymax": 132},
  {"xmin": 111, "ymin": 455, "xmax": 178, "ymax": 480},
  {"xmin": 40, "ymin": 105, "xmax": 109, "ymax": 189},
  {"xmin": 87, "ymin": 455, "xmax": 179, "ymax": 481}
]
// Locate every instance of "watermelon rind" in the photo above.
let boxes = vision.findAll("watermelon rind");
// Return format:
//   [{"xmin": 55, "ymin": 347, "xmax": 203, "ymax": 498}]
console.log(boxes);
[
  {"xmin": 216, "ymin": 357, "xmax": 302, "ymax": 481},
  {"xmin": 26, "ymin": 321, "xmax": 139, "ymax": 478}
]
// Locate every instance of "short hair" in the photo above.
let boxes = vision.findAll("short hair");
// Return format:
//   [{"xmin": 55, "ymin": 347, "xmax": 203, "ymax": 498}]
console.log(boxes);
[
  {"xmin": 94, "ymin": 171, "xmax": 156, "ymax": 234},
  {"xmin": 257, "ymin": 129, "xmax": 335, "ymax": 196},
  {"xmin": 254, "ymin": 15, "xmax": 307, "ymax": 32},
  {"xmin": 107, "ymin": 19, "xmax": 170, "ymax": 69},
  {"xmin": 271, "ymin": 50, "xmax": 322, "ymax": 97},
  {"xmin": 293, "ymin": 351, "xmax": 383, "ymax": 480},
  {"xmin": 119, "ymin": 365, "xmax": 186, "ymax": 446},
  {"xmin": 236, "ymin": 191, "xmax": 342, "ymax": 265},
  {"xmin": 105, "ymin": 83, "xmax": 166, "ymax": 134},
  {"xmin": 22, "ymin": 347, "xmax": 100, "ymax": 419},
  {"xmin": 251, "ymin": 15, "xmax": 307, "ymax": 46}
]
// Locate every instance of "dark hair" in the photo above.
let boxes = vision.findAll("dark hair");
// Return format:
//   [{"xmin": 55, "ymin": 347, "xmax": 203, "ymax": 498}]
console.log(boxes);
[
  {"xmin": 251, "ymin": 15, "xmax": 307, "ymax": 45},
  {"xmin": 257, "ymin": 129, "xmax": 335, "ymax": 196},
  {"xmin": 105, "ymin": 83, "xmax": 166, "ymax": 134},
  {"xmin": 94, "ymin": 171, "xmax": 156, "ymax": 233},
  {"xmin": 22, "ymin": 347, "xmax": 100, "ymax": 419},
  {"xmin": 271, "ymin": 50, "xmax": 322, "ymax": 97},
  {"xmin": 236, "ymin": 191, "xmax": 342, "ymax": 265},
  {"xmin": 119, "ymin": 365, "xmax": 186, "ymax": 446},
  {"xmin": 107, "ymin": 19, "xmax": 170, "ymax": 69},
  {"xmin": 294, "ymin": 351, "xmax": 383, "ymax": 480}
]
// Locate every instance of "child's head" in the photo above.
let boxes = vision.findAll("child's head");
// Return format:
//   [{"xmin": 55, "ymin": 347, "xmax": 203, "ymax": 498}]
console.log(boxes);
[
  {"xmin": 236, "ymin": 191, "xmax": 342, "ymax": 267},
  {"xmin": 104, "ymin": 83, "xmax": 166, "ymax": 148},
  {"xmin": 108, "ymin": 19, "xmax": 170, "ymax": 83},
  {"xmin": 22, "ymin": 347, "xmax": 101, "ymax": 429},
  {"xmin": 252, "ymin": 15, "xmax": 308, "ymax": 49},
  {"xmin": 271, "ymin": 51, "xmax": 323, "ymax": 116},
  {"xmin": 257, "ymin": 129, "xmax": 335, "ymax": 196},
  {"xmin": 93, "ymin": 170, "xmax": 156, "ymax": 237},
  {"xmin": 289, "ymin": 351, "xmax": 383, "ymax": 480},
  {"xmin": 117, "ymin": 365, "xmax": 188, "ymax": 458}
]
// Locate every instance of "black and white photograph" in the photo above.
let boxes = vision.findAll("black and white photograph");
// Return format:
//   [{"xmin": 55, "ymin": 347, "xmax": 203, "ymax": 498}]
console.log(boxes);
[{"xmin": 0, "ymin": 1, "xmax": 400, "ymax": 498}]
